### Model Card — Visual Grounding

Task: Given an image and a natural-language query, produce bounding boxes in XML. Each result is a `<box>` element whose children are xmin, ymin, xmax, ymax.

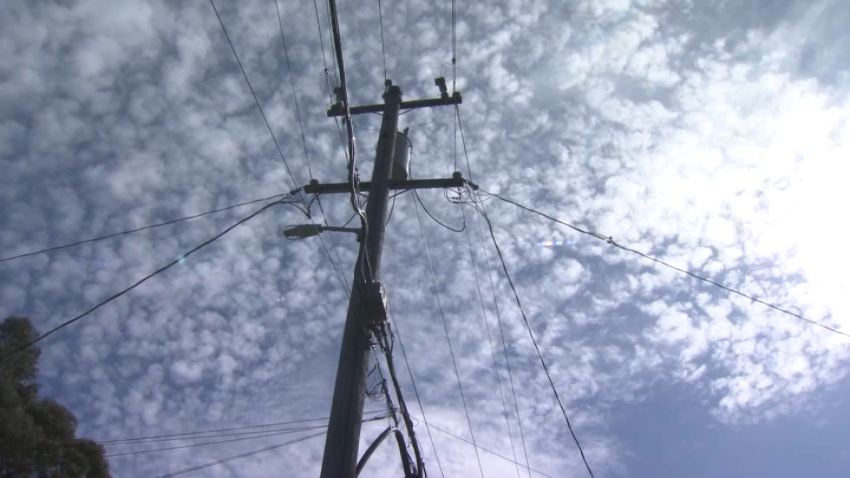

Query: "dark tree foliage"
<box><xmin>0</xmin><ymin>317</ymin><xmax>111</xmax><ymax>478</ymax></box>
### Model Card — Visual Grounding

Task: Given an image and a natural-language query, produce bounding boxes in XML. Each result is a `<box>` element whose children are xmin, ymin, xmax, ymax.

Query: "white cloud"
<box><xmin>2</xmin><ymin>0</ymin><xmax>850</xmax><ymax>476</ymax></box>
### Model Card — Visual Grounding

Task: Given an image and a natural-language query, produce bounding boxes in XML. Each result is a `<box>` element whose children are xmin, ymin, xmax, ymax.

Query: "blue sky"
<box><xmin>1</xmin><ymin>0</ymin><xmax>849</xmax><ymax>476</ymax></box>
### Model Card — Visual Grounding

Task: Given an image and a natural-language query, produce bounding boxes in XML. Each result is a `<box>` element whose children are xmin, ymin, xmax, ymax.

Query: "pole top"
<box><xmin>384</xmin><ymin>84</ymin><xmax>402</xmax><ymax>99</ymax></box>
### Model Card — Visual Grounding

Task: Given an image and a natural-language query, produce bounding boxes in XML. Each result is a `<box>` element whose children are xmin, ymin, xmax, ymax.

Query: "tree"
<box><xmin>0</xmin><ymin>316</ymin><xmax>111</xmax><ymax>478</ymax></box>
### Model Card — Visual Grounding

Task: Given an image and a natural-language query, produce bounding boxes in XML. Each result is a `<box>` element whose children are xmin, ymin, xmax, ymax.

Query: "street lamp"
<box><xmin>283</xmin><ymin>224</ymin><xmax>361</xmax><ymax>240</ymax></box>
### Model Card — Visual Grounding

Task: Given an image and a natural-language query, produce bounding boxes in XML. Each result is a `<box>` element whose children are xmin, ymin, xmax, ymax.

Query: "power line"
<box><xmin>0</xmin><ymin>197</ymin><xmax>296</xmax><ymax>362</ymax></box>
<box><xmin>313</xmin><ymin>222</ymin><xmax>351</xmax><ymax>298</ymax></box>
<box><xmin>479</xmin><ymin>188</ymin><xmax>850</xmax><ymax>340</ymax></box>
<box><xmin>4</xmin><ymin>413</ymin><xmax>389</xmax><ymax>455</ymax></box>
<box><xmin>323</xmin><ymin>0</ymin><xmax>340</xmax><ymax>83</ymax></box>
<box><xmin>107</xmin><ymin>414</ymin><xmax>389</xmax><ymax>459</ymax></box>
<box><xmin>341</xmin><ymin>211</ymin><xmax>358</xmax><ymax>228</ymax></box>
<box><xmin>274</xmin><ymin>0</ymin><xmax>314</xmax><ymax>180</ymax></box>
<box><xmin>450</xmin><ymin>0</ymin><xmax>457</xmax><ymax>92</ymax></box>
<box><xmin>326</xmin><ymin>0</ymin><xmax>362</xmax><ymax>221</ymax></box>
<box><xmin>457</xmin><ymin>105</ymin><xmax>532</xmax><ymax>475</ymax></box>
<box><xmin>452</xmin><ymin>4</ymin><xmax>458</xmax><ymax>173</ymax></box>
<box><xmin>471</xmin><ymin>193</ymin><xmax>596</xmax><ymax>478</ymax></box>
<box><xmin>453</xmin><ymin>107</ymin><xmax>592</xmax><ymax>471</ymax></box>
<box><xmin>452</xmin><ymin>115</ymin><xmax>520</xmax><ymax>477</ymax></box>
<box><xmin>311</xmin><ymin>0</ymin><xmax>332</xmax><ymax>89</ymax></box>
<box><xmin>414</xmin><ymin>417</ymin><xmax>554</xmax><ymax>478</ymax></box>
<box><xmin>154</xmin><ymin>431</ymin><xmax>327</xmax><ymax>478</ymax></box>
<box><xmin>208</xmin><ymin>0</ymin><xmax>300</xmax><ymax>190</ymax></box>
<box><xmin>373</xmin><ymin>324</ymin><xmax>424</xmax><ymax>475</ymax></box>
<box><xmin>386</xmin><ymin>194</ymin><xmax>397</xmax><ymax>226</ymax></box>
<box><xmin>474</xmin><ymin>206</ymin><xmax>533</xmax><ymax>477</ymax></box>
<box><xmin>310</xmin><ymin>0</ymin><xmax>353</xmax><ymax>185</ymax></box>
<box><xmin>98</xmin><ymin>411</ymin><xmax>388</xmax><ymax>445</ymax></box>
<box><xmin>458</xmin><ymin>203</ymin><xmax>522</xmax><ymax>478</ymax></box>
<box><xmin>354</xmin><ymin>111</ymin><xmax>442</xmax><ymax>131</ymax></box>
<box><xmin>0</xmin><ymin>192</ymin><xmax>296</xmax><ymax>264</ymax></box>
<box><xmin>387</xmin><ymin>305</ymin><xmax>445</xmax><ymax>478</ymax></box>
<box><xmin>315</xmin><ymin>196</ymin><xmax>352</xmax><ymax>297</ymax></box>
<box><xmin>414</xmin><ymin>189</ymin><xmax>465</xmax><ymax>233</ymax></box>
<box><xmin>281</xmin><ymin>199</ymin><xmax>352</xmax><ymax>301</ymax></box>
<box><xmin>453</xmin><ymin>82</ymin><xmax>458</xmax><ymax>171</ymax></box>
<box><xmin>377</xmin><ymin>0</ymin><xmax>388</xmax><ymax>80</ymax></box>
<box><xmin>105</xmin><ymin>425</ymin><xmax>327</xmax><ymax>458</ymax></box>
<box><xmin>105</xmin><ymin>426</ymin><xmax>323</xmax><ymax>447</ymax></box>
<box><xmin>404</xmin><ymin>105</ymin><xmax>445</xmax><ymax>129</ymax></box>
<box><xmin>410</xmin><ymin>193</ymin><xmax>485</xmax><ymax>477</ymax></box>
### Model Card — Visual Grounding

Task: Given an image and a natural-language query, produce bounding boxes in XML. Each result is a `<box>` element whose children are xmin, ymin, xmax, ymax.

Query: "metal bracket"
<box><xmin>328</xmin><ymin>91</ymin><xmax>462</xmax><ymax>117</ymax></box>
<box><xmin>305</xmin><ymin>175</ymin><xmax>466</xmax><ymax>195</ymax></box>
<box><xmin>363</xmin><ymin>282</ymin><xmax>388</xmax><ymax>327</ymax></box>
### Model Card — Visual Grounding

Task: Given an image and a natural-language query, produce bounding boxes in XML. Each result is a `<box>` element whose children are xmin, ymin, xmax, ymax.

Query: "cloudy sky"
<box><xmin>2</xmin><ymin>0</ymin><xmax>849</xmax><ymax>476</ymax></box>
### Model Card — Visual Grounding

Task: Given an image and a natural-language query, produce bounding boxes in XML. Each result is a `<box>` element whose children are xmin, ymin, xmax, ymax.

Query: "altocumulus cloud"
<box><xmin>1</xmin><ymin>0</ymin><xmax>849</xmax><ymax>476</ymax></box>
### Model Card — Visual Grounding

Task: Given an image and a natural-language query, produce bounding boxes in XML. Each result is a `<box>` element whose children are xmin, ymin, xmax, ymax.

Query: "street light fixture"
<box><xmin>283</xmin><ymin>224</ymin><xmax>361</xmax><ymax>240</ymax></box>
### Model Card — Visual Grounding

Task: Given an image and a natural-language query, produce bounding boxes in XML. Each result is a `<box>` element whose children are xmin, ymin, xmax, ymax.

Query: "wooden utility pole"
<box><xmin>319</xmin><ymin>84</ymin><xmax>402</xmax><ymax>478</ymax></box>
<box><xmin>314</xmin><ymin>80</ymin><xmax>462</xmax><ymax>478</ymax></box>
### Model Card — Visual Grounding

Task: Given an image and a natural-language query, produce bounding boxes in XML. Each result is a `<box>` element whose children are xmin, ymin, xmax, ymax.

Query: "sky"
<box><xmin>1</xmin><ymin>0</ymin><xmax>849</xmax><ymax>476</ymax></box>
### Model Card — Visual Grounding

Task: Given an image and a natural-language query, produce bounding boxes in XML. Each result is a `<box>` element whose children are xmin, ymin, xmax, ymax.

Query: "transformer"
<box><xmin>391</xmin><ymin>129</ymin><xmax>412</xmax><ymax>181</ymax></box>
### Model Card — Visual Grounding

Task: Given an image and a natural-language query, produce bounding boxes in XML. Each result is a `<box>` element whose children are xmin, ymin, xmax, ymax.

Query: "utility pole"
<box><xmin>309</xmin><ymin>79</ymin><xmax>464</xmax><ymax>478</ymax></box>
<box><xmin>319</xmin><ymin>84</ymin><xmax>402</xmax><ymax>478</ymax></box>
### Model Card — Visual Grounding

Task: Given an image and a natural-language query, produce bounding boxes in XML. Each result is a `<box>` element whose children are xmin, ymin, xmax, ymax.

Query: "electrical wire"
<box><xmin>0</xmin><ymin>192</ymin><xmax>296</xmax><ymax>264</ymax></box>
<box><xmin>377</xmin><ymin>0</ymin><xmax>388</xmax><ymax>80</ymax></box>
<box><xmin>478</xmin><ymin>188</ymin><xmax>850</xmax><ymax>340</ymax></box>
<box><xmin>353</xmin><ymin>111</ymin><xmax>442</xmax><ymax>131</ymax></box>
<box><xmin>474</xmin><ymin>206</ymin><xmax>532</xmax><ymax>477</ymax></box>
<box><xmin>326</xmin><ymin>0</ymin><xmax>362</xmax><ymax>222</ymax></box>
<box><xmin>410</xmin><ymin>194</ymin><xmax>485</xmax><ymax>477</ymax></box>
<box><xmin>310</xmin><ymin>0</ymin><xmax>353</xmax><ymax>176</ymax></box>
<box><xmin>0</xmin><ymin>197</ymin><xmax>297</xmax><ymax>362</ymax></box>
<box><xmin>366</xmin><ymin>354</ymin><xmax>387</xmax><ymax>404</ymax></box>
<box><xmin>387</xmin><ymin>307</ymin><xmax>445</xmax><ymax>478</ymax></box>
<box><xmin>311</xmin><ymin>0</ymin><xmax>332</xmax><ymax>91</ymax></box>
<box><xmin>410</xmin><ymin>107</ymin><xmax>445</xmax><ymax>129</ymax></box>
<box><xmin>154</xmin><ymin>431</ymin><xmax>327</xmax><ymax>478</ymax></box>
<box><xmin>358</xmin><ymin>189</ymin><xmax>410</xmax><ymax>201</ymax></box>
<box><xmin>315</xmin><ymin>224</ymin><xmax>351</xmax><ymax>298</ymax></box>
<box><xmin>450</xmin><ymin>0</ymin><xmax>457</xmax><ymax>92</ymax></box>
<box><xmin>291</xmin><ymin>4</ymin><xmax>348</xmax><ymax>273</ymax></box>
<box><xmin>107</xmin><ymin>415</ymin><xmax>388</xmax><ymax>460</ymax></box>
<box><xmin>370</xmin><ymin>335</ymin><xmax>421</xmax><ymax>476</ymax></box>
<box><xmin>352</xmin><ymin>118</ymin><xmax>382</xmax><ymax>131</ymax></box>
<box><xmin>105</xmin><ymin>425</ymin><xmax>327</xmax><ymax>458</ymax></box>
<box><xmin>315</xmin><ymin>196</ymin><xmax>352</xmax><ymax>297</ymax></box>
<box><xmin>453</xmin><ymin>94</ymin><xmax>458</xmax><ymax>172</ymax></box>
<box><xmin>414</xmin><ymin>190</ymin><xmax>465</xmax><ymax>233</ymax></box>
<box><xmin>208</xmin><ymin>0</ymin><xmax>299</xmax><ymax>190</ymax></box>
<box><xmin>341</xmin><ymin>211</ymin><xmax>358</xmax><ymax>228</ymax></box>
<box><xmin>386</xmin><ymin>194</ymin><xmax>397</xmax><ymax>226</ymax></box>
<box><xmin>324</xmin><ymin>0</ymin><xmax>340</xmax><ymax>83</ymax></box>
<box><xmin>274</xmin><ymin>0</ymin><xmax>313</xmax><ymax>179</ymax></box>
<box><xmin>399</xmin><ymin>104</ymin><xmax>445</xmax><ymax>129</ymax></box>
<box><xmin>458</xmin><ymin>203</ymin><xmax>522</xmax><ymax>478</ymax></box>
<box><xmin>375</xmin><ymin>322</ymin><xmax>425</xmax><ymax>476</ymax></box>
<box><xmin>413</xmin><ymin>417</ymin><xmax>554</xmax><ymax>478</ymax></box>
<box><xmin>471</xmin><ymin>192</ymin><xmax>596</xmax><ymax>478</ymax></box>
<box><xmin>106</xmin><ymin>426</ymin><xmax>322</xmax><ymax>447</ymax></box>
<box><xmin>457</xmin><ymin>105</ymin><xmax>532</xmax><ymax>475</ymax></box>
<box><xmin>0</xmin><ymin>412</ymin><xmax>391</xmax><ymax>455</ymax></box>
<box><xmin>97</xmin><ymin>411</ymin><xmax>388</xmax><ymax>445</ymax></box>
